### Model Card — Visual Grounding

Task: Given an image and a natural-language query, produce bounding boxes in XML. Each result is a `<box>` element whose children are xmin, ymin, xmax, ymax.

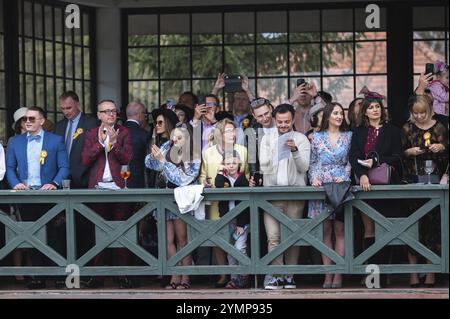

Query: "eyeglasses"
<box><xmin>99</xmin><ymin>109</ymin><xmax>118</xmax><ymax>115</ymax></box>
<box><xmin>23</xmin><ymin>116</ymin><xmax>40</xmax><ymax>123</ymax></box>
<box><xmin>155</xmin><ymin>120</ymin><xmax>164</xmax><ymax>126</ymax></box>
<box><xmin>251</xmin><ymin>98</ymin><xmax>272</xmax><ymax>109</ymax></box>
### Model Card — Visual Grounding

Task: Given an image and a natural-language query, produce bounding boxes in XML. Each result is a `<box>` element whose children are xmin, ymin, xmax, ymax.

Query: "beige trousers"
<box><xmin>263</xmin><ymin>200</ymin><xmax>305</xmax><ymax>266</ymax></box>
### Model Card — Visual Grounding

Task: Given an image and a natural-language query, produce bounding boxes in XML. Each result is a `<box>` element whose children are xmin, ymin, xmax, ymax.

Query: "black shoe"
<box><xmin>83</xmin><ymin>277</ymin><xmax>104</xmax><ymax>289</ymax></box>
<box><xmin>27</xmin><ymin>280</ymin><xmax>46</xmax><ymax>290</ymax></box>
<box><xmin>117</xmin><ymin>277</ymin><xmax>133</xmax><ymax>289</ymax></box>
<box><xmin>423</xmin><ymin>282</ymin><xmax>435</xmax><ymax>288</ymax></box>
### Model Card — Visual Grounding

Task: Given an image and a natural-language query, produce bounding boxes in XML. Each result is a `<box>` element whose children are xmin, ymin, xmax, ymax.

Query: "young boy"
<box><xmin>215</xmin><ymin>151</ymin><xmax>250</xmax><ymax>289</ymax></box>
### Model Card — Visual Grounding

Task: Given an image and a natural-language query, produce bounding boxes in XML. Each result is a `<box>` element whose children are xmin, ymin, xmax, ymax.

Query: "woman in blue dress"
<box><xmin>308</xmin><ymin>102</ymin><xmax>352</xmax><ymax>289</ymax></box>
<box><xmin>145</xmin><ymin>124</ymin><xmax>200</xmax><ymax>289</ymax></box>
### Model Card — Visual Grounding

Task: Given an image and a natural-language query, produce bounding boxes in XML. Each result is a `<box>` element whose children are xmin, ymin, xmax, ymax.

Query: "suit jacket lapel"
<box><xmin>41</xmin><ymin>132</ymin><xmax>49</xmax><ymax>179</ymax></box>
<box><xmin>18</xmin><ymin>134</ymin><xmax>28</xmax><ymax>177</ymax></box>
<box><xmin>71</xmin><ymin>113</ymin><xmax>85</xmax><ymax>152</ymax></box>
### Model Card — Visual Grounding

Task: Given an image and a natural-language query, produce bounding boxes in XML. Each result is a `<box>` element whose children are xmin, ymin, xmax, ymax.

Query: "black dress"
<box><xmin>349</xmin><ymin>123</ymin><xmax>404</xmax><ymax>218</ymax></box>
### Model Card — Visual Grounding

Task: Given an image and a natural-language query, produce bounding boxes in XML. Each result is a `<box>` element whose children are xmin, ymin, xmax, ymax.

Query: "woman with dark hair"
<box><xmin>305</xmin><ymin>102</ymin><xmax>326</xmax><ymax>141</ymax></box>
<box><xmin>145</xmin><ymin>124</ymin><xmax>200</xmax><ymax>289</ymax></box>
<box><xmin>401</xmin><ymin>95</ymin><xmax>448</xmax><ymax>287</ymax></box>
<box><xmin>308</xmin><ymin>102</ymin><xmax>352</xmax><ymax>289</ymax></box>
<box><xmin>349</xmin><ymin>96</ymin><xmax>403</xmax><ymax>285</ymax></box>
<box><xmin>347</xmin><ymin>98</ymin><xmax>363</xmax><ymax>130</ymax></box>
<box><xmin>147</xmin><ymin>108</ymin><xmax>179</xmax><ymax>188</ymax></box>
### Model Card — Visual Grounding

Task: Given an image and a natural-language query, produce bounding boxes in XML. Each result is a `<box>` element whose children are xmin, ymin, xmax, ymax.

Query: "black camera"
<box><xmin>297</xmin><ymin>78</ymin><xmax>306</xmax><ymax>87</ymax></box>
<box><xmin>224</xmin><ymin>75</ymin><xmax>243</xmax><ymax>93</ymax></box>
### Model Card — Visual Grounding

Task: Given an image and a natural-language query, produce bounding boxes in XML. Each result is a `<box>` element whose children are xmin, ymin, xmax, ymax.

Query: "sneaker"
<box><xmin>264</xmin><ymin>276</ymin><xmax>284</xmax><ymax>290</ymax></box>
<box><xmin>283</xmin><ymin>275</ymin><xmax>297</xmax><ymax>289</ymax></box>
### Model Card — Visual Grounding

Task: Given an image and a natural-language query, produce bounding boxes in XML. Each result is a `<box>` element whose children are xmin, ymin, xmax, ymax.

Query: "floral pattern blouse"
<box><xmin>145</xmin><ymin>140</ymin><xmax>200</xmax><ymax>187</ymax></box>
<box><xmin>308</xmin><ymin>131</ymin><xmax>353</xmax><ymax>218</ymax></box>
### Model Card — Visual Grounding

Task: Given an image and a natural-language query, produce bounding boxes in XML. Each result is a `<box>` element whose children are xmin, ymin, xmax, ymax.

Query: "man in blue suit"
<box><xmin>6</xmin><ymin>106</ymin><xmax>69</xmax><ymax>289</ymax></box>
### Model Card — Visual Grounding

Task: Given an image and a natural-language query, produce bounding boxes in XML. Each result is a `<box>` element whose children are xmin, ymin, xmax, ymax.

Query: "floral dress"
<box><xmin>145</xmin><ymin>140</ymin><xmax>201</xmax><ymax>220</ymax></box>
<box><xmin>308</xmin><ymin>131</ymin><xmax>353</xmax><ymax>219</ymax></box>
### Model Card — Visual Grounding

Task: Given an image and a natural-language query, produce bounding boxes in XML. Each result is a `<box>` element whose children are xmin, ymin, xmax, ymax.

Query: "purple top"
<box><xmin>364</xmin><ymin>126</ymin><xmax>381</xmax><ymax>157</ymax></box>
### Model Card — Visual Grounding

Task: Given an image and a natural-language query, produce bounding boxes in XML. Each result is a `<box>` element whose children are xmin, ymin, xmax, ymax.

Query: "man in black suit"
<box><xmin>123</xmin><ymin>101</ymin><xmax>149</xmax><ymax>188</ymax></box>
<box><xmin>54</xmin><ymin>91</ymin><xmax>98</xmax><ymax>280</ymax></box>
<box><xmin>55</xmin><ymin>91</ymin><xmax>98</xmax><ymax>188</ymax></box>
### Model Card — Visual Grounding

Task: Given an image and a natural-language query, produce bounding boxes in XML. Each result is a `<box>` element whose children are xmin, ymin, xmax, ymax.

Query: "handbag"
<box><xmin>355</xmin><ymin>151</ymin><xmax>392</xmax><ymax>185</ymax></box>
<box><xmin>356</xmin><ymin>162</ymin><xmax>392</xmax><ymax>185</ymax></box>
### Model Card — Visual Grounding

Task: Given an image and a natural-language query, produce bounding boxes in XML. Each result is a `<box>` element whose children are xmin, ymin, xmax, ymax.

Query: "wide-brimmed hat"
<box><xmin>174</xmin><ymin>104</ymin><xmax>194</xmax><ymax>122</ymax></box>
<box><xmin>12</xmin><ymin>107</ymin><xmax>28</xmax><ymax>130</ymax></box>
<box><xmin>151</xmin><ymin>108</ymin><xmax>180</xmax><ymax>128</ymax></box>
<box><xmin>309</xmin><ymin>102</ymin><xmax>326</xmax><ymax>118</ymax></box>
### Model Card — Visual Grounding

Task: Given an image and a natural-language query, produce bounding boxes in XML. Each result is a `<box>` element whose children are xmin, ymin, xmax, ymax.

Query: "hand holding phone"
<box><xmin>297</xmin><ymin>78</ymin><xmax>306</xmax><ymax>87</ymax></box>
<box><xmin>425</xmin><ymin>63</ymin><xmax>434</xmax><ymax>75</ymax></box>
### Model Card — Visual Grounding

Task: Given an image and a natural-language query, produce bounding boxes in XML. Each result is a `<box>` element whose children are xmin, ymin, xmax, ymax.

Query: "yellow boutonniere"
<box><xmin>423</xmin><ymin>132</ymin><xmax>432</xmax><ymax>147</ymax></box>
<box><xmin>39</xmin><ymin>150</ymin><xmax>48</xmax><ymax>165</ymax></box>
<box><xmin>72</xmin><ymin>128</ymin><xmax>84</xmax><ymax>140</ymax></box>
<box><xmin>243</xmin><ymin>118</ymin><xmax>250</xmax><ymax>129</ymax></box>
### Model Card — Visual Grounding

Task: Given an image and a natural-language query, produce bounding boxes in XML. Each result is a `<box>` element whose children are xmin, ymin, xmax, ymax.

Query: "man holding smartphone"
<box><xmin>287</xmin><ymin>79</ymin><xmax>319</xmax><ymax>134</ymax></box>
<box><xmin>191</xmin><ymin>94</ymin><xmax>221</xmax><ymax>153</ymax></box>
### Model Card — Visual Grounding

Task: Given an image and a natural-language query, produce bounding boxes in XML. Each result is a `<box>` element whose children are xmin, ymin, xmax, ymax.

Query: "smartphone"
<box><xmin>425</xmin><ymin>63</ymin><xmax>434</xmax><ymax>75</ymax></box>
<box><xmin>357</xmin><ymin>159</ymin><xmax>371</xmax><ymax>167</ymax></box>
<box><xmin>297</xmin><ymin>78</ymin><xmax>306</xmax><ymax>87</ymax></box>
<box><xmin>224</xmin><ymin>75</ymin><xmax>243</xmax><ymax>93</ymax></box>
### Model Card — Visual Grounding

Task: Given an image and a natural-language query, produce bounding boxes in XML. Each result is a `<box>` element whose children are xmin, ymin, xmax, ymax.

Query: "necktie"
<box><xmin>66</xmin><ymin>119</ymin><xmax>73</xmax><ymax>153</ymax></box>
<box><xmin>27</xmin><ymin>135</ymin><xmax>41</xmax><ymax>142</ymax></box>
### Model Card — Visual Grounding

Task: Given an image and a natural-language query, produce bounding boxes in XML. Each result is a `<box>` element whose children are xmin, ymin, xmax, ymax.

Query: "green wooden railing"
<box><xmin>0</xmin><ymin>185</ymin><xmax>448</xmax><ymax>277</ymax></box>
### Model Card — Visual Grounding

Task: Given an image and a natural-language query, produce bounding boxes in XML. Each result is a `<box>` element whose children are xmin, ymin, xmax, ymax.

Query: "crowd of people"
<box><xmin>0</xmin><ymin>61</ymin><xmax>448</xmax><ymax>290</ymax></box>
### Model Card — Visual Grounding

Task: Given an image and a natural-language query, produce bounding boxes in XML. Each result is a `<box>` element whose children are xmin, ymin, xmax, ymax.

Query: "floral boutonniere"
<box><xmin>39</xmin><ymin>150</ymin><xmax>48</xmax><ymax>165</ymax></box>
<box><xmin>73</xmin><ymin>128</ymin><xmax>84</xmax><ymax>140</ymax></box>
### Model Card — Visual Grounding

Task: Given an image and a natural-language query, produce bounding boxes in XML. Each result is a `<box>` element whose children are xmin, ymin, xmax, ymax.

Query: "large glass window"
<box><xmin>413</xmin><ymin>6</ymin><xmax>449</xmax><ymax>88</ymax></box>
<box><xmin>126</xmin><ymin>7</ymin><xmax>387</xmax><ymax>111</ymax></box>
<box><xmin>18</xmin><ymin>0</ymin><xmax>95</xmax><ymax>123</ymax></box>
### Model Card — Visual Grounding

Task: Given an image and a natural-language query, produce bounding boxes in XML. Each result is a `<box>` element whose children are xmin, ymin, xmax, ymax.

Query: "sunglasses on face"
<box><xmin>99</xmin><ymin>109</ymin><xmax>118</xmax><ymax>115</ymax></box>
<box><xmin>22</xmin><ymin>116</ymin><xmax>40</xmax><ymax>123</ymax></box>
<box><xmin>251</xmin><ymin>98</ymin><xmax>272</xmax><ymax>109</ymax></box>
<box><xmin>155</xmin><ymin>120</ymin><xmax>164</xmax><ymax>126</ymax></box>
<box><xmin>205</xmin><ymin>102</ymin><xmax>218</xmax><ymax>107</ymax></box>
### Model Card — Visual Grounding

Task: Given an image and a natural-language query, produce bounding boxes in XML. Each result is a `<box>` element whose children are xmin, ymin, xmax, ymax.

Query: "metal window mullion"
<box><xmin>31</xmin><ymin>0</ymin><xmax>37</xmax><ymax>105</ymax></box>
<box><xmin>287</xmin><ymin>9</ymin><xmax>291</xmax><ymax>100</ymax></box>
<box><xmin>21</xmin><ymin>0</ymin><xmax>26</xmax><ymax>105</ymax></box>
<box><xmin>71</xmin><ymin>21</ymin><xmax>75</xmax><ymax>91</ymax></box>
<box><xmin>254</xmin><ymin>11</ymin><xmax>257</xmax><ymax>97</ymax></box>
<box><xmin>221</xmin><ymin>11</ymin><xmax>225</xmax><ymax>106</ymax></box>
<box><xmin>51</xmin><ymin>5</ymin><xmax>57</xmax><ymax>123</ymax></box>
<box><xmin>42</xmin><ymin>4</ymin><xmax>47</xmax><ymax>113</ymax></box>
<box><xmin>61</xmin><ymin>7</ymin><xmax>66</xmax><ymax>92</ymax></box>
<box><xmin>80</xmin><ymin>12</ymin><xmax>85</xmax><ymax>113</ymax></box>
<box><xmin>157</xmin><ymin>14</ymin><xmax>161</xmax><ymax>108</ymax></box>
<box><xmin>352</xmin><ymin>7</ymin><xmax>357</xmax><ymax>100</ymax></box>
<box><xmin>319</xmin><ymin>9</ymin><xmax>323</xmax><ymax>90</ymax></box>
<box><xmin>189</xmin><ymin>13</ymin><xmax>193</xmax><ymax>93</ymax></box>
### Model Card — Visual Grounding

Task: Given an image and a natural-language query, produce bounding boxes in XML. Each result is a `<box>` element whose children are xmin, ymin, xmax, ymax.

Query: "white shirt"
<box><xmin>98</xmin><ymin>135</ymin><xmax>118</xmax><ymax>187</ymax></box>
<box><xmin>228</xmin><ymin>175</ymin><xmax>237</xmax><ymax>210</ymax></box>
<box><xmin>0</xmin><ymin>143</ymin><xmax>5</xmax><ymax>181</ymax></box>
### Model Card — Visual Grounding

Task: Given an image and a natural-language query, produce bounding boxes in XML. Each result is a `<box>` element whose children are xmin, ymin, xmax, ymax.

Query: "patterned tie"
<box><xmin>66</xmin><ymin>119</ymin><xmax>73</xmax><ymax>153</ymax></box>
<box><xmin>27</xmin><ymin>135</ymin><xmax>41</xmax><ymax>142</ymax></box>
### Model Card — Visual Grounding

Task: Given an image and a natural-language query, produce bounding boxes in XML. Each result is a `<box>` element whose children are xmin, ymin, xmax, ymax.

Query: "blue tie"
<box><xmin>66</xmin><ymin>120</ymin><xmax>73</xmax><ymax>153</ymax></box>
<box><xmin>28</xmin><ymin>135</ymin><xmax>41</xmax><ymax>142</ymax></box>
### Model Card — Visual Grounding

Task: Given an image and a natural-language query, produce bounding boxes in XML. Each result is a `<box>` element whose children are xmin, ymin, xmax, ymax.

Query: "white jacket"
<box><xmin>259</xmin><ymin>130</ymin><xmax>310</xmax><ymax>187</ymax></box>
